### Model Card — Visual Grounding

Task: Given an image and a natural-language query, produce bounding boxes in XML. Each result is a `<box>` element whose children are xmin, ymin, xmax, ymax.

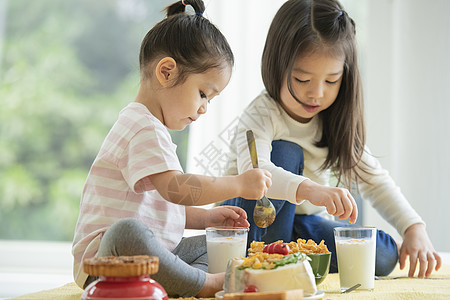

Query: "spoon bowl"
<box><xmin>246</xmin><ymin>130</ymin><xmax>276</xmax><ymax>228</ymax></box>
<box><xmin>253</xmin><ymin>196</ymin><xmax>276</xmax><ymax>227</ymax></box>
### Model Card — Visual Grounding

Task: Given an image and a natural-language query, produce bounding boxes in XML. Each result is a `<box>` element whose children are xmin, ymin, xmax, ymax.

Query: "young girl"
<box><xmin>72</xmin><ymin>0</ymin><xmax>271</xmax><ymax>297</ymax></box>
<box><xmin>223</xmin><ymin>0</ymin><xmax>441</xmax><ymax>278</ymax></box>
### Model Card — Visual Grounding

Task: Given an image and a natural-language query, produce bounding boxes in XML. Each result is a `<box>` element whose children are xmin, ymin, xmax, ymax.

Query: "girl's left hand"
<box><xmin>205</xmin><ymin>206</ymin><xmax>250</xmax><ymax>228</ymax></box>
<box><xmin>399</xmin><ymin>223</ymin><xmax>442</xmax><ymax>277</ymax></box>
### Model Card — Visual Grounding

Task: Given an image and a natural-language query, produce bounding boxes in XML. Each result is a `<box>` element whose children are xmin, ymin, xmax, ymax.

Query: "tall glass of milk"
<box><xmin>206</xmin><ymin>226</ymin><xmax>248</xmax><ymax>273</ymax></box>
<box><xmin>334</xmin><ymin>227</ymin><xmax>377</xmax><ymax>292</ymax></box>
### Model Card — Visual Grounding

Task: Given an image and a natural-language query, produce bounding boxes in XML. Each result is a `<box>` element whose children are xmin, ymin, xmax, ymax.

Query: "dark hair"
<box><xmin>139</xmin><ymin>0</ymin><xmax>234</xmax><ymax>85</ymax></box>
<box><xmin>261</xmin><ymin>0</ymin><xmax>369</xmax><ymax>188</ymax></box>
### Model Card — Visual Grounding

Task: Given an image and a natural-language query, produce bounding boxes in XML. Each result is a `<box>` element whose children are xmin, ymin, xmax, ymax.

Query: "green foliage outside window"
<box><xmin>0</xmin><ymin>0</ymin><xmax>188</xmax><ymax>241</ymax></box>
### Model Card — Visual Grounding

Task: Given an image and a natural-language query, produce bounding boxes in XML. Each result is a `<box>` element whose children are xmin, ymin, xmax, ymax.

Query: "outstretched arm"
<box><xmin>399</xmin><ymin>223</ymin><xmax>442</xmax><ymax>277</ymax></box>
<box><xmin>148</xmin><ymin>169</ymin><xmax>272</xmax><ymax>206</ymax></box>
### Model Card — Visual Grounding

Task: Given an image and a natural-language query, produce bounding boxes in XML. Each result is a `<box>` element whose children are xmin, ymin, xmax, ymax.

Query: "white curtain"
<box><xmin>186</xmin><ymin>0</ymin><xmax>286</xmax><ymax>177</ymax></box>
<box><xmin>363</xmin><ymin>0</ymin><xmax>450</xmax><ymax>251</ymax></box>
<box><xmin>187</xmin><ymin>0</ymin><xmax>450</xmax><ymax>252</ymax></box>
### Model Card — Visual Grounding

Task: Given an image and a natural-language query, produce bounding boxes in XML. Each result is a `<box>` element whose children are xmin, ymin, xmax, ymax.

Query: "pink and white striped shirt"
<box><xmin>72</xmin><ymin>102</ymin><xmax>185</xmax><ymax>288</ymax></box>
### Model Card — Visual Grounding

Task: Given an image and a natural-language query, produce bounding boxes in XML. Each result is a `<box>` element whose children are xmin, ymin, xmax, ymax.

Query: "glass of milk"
<box><xmin>206</xmin><ymin>226</ymin><xmax>248</xmax><ymax>273</ymax></box>
<box><xmin>334</xmin><ymin>227</ymin><xmax>377</xmax><ymax>292</ymax></box>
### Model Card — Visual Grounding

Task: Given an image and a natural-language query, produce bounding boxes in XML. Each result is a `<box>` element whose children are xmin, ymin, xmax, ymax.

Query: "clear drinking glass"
<box><xmin>206</xmin><ymin>226</ymin><xmax>248</xmax><ymax>273</ymax></box>
<box><xmin>334</xmin><ymin>226</ymin><xmax>377</xmax><ymax>292</ymax></box>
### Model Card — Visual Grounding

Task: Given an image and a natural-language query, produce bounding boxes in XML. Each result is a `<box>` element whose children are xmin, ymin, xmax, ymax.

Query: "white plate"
<box><xmin>215</xmin><ymin>290</ymin><xmax>324</xmax><ymax>299</ymax></box>
<box><xmin>305</xmin><ymin>290</ymin><xmax>325</xmax><ymax>299</ymax></box>
<box><xmin>215</xmin><ymin>290</ymin><xmax>225</xmax><ymax>299</ymax></box>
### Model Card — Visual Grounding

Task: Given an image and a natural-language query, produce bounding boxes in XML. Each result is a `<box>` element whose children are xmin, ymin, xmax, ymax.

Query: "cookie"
<box><xmin>83</xmin><ymin>255</ymin><xmax>159</xmax><ymax>277</ymax></box>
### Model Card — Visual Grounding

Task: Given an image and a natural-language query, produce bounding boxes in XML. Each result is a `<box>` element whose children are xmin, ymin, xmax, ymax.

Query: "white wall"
<box><xmin>364</xmin><ymin>0</ymin><xmax>450</xmax><ymax>250</ymax></box>
<box><xmin>187</xmin><ymin>0</ymin><xmax>286</xmax><ymax>177</ymax></box>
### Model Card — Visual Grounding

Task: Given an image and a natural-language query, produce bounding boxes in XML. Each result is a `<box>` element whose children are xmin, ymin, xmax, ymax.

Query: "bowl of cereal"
<box><xmin>294</xmin><ymin>239</ymin><xmax>331</xmax><ymax>285</ymax></box>
<box><xmin>307</xmin><ymin>252</ymin><xmax>331</xmax><ymax>285</ymax></box>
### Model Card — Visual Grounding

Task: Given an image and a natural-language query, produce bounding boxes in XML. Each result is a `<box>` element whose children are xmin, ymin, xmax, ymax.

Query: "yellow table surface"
<box><xmin>10</xmin><ymin>263</ymin><xmax>450</xmax><ymax>300</ymax></box>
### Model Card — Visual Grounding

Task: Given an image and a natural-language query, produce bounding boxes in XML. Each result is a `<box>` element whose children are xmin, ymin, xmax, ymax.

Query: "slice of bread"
<box><xmin>224</xmin><ymin>256</ymin><xmax>317</xmax><ymax>296</ymax></box>
<box><xmin>223</xmin><ymin>289</ymin><xmax>304</xmax><ymax>300</ymax></box>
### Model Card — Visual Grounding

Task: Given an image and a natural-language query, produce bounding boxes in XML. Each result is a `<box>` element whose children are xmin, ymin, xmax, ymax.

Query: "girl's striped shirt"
<box><xmin>72</xmin><ymin>102</ymin><xmax>185</xmax><ymax>288</ymax></box>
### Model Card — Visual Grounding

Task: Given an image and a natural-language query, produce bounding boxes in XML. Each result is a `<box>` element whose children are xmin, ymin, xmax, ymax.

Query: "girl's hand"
<box><xmin>236</xmin><ymin>169</ymin><xmax>272</xmax><ymax>200</ymax></box>
<box><xmin>297</xmin><ymin>179</ymin><xmax>358</xmax><ymax>224</ymax></box>
<box><xmin>204</xmin><ymin>206</ymin><xmax>250</xmax><ymax>228</ymax></box>
<box><xmin>399</xmin><ymin>223</ymin><xmax>442</xmax><ymax>277</ymax></box>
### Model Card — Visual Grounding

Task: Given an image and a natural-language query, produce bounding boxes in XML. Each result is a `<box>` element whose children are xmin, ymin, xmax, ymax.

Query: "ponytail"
<box><xmin>166</xmin><ymin>0</ymin><xmax>205</xmax><ymax>17</ymax></box>
<box><xmin>139</xmin><ymin>0</ymin><xmax>233</xmax><ymax>85</ymax></box>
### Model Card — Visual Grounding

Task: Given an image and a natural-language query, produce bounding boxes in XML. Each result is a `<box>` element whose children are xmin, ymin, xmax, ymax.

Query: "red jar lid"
<box><xmin>82</xmin><ymin>255</ymin><xmax>168</xmax><ymax>300</ymax></box>
<box><xmin>82</xmin><ymin>275</ymin><xmax>168</xmax><ymax>300</ymax></box>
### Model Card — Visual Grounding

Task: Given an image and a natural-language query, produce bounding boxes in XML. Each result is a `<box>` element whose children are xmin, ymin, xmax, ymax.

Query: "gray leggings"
<box><xmin>84</xmin><ymin>218</ymin><xmax>207</xmax><ymax>297</ymax></box>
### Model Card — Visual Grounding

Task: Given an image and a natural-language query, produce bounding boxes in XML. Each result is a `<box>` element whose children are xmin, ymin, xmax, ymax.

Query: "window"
<box><xmin>0</xmin><ymin>0</ymin><xmax>182</xmax><ymax>242</ymax></box>
<box><xmin>0</xmin><ymin>0</ymin><xmax>178</xmax><ymax>296</ymax></box>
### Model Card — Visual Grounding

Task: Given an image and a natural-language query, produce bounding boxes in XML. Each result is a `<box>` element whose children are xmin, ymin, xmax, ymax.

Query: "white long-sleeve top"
<box><xmin>225</xmin><ymin>91</ymin><xmax>424</xmax><ymax>237</ymax></box>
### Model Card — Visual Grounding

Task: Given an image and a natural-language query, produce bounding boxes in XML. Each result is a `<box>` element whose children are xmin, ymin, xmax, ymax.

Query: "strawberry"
<box><xmin>263</xmin><ymin>242</ymin><xmax>290</xmax><ymax>255</ymax></box>
<box><xmin>244</xmin><ymin>285</ymin><xmax>259</xmax><ymax>293</ymax></box>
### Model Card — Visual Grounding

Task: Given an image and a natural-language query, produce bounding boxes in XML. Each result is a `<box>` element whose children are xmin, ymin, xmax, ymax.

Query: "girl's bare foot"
<box><xmin>196</xmin><ymin>272</ymin><xmax>225</xmax><ymax>298</ymax></box>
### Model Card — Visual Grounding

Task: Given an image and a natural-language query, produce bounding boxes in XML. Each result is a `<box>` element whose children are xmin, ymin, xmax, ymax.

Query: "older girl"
<box><xmin>223</xmin><ymin>0</ymin><xmax>440</xmax><ymax>278</ymax></box>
